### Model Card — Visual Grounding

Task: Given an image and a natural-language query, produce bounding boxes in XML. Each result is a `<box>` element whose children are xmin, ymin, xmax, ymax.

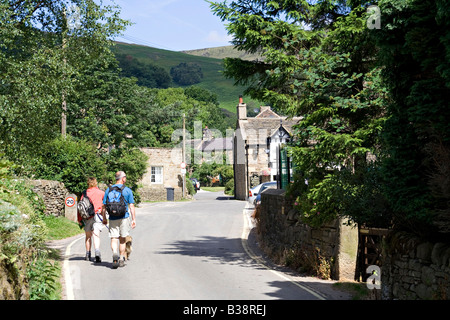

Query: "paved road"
<box><xmin>64</xmin><ymin>190</ymin><xmax>339</xmax><ymax>300</ymax></box>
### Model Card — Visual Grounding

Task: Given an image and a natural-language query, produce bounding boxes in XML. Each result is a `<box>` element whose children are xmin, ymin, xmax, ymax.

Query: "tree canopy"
<box><xmin>170</xmin><ymin>62</ymin><xmax>204</xmax><ymax>85</ymax></box>
<box><xmin>0</xmin><ymin>0</ymin><xmax>130</xmax><ymax>162</ymax></box>
<box><xmin>116</xmin><ymin>53</ymin><xmax>172</xmax><ymax>89</ymax></box>
<box><xmin>211</xmin><ymin>0</ymin><xmax>450</xmax><ymax>237</ymax></box>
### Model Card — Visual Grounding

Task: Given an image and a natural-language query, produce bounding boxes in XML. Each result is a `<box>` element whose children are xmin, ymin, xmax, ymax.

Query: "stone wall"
<box><xmin>139</xmin><ymin>186</ymin><xmax>184</xmax><ymax>202</ymax></box>
<box><xmin>256</xmin><ymin>189</ymin><xmax>358</xmax><ymax>280</ymax></box>
<box><xmin>27</xmin><ymin>180</ymin><xmax>69</xmax><ymax>217</ymax></box>
<box><xmin>382</xmin><ymin>238</ymin><xmax>450</xmax><ymax>299</ymax></box>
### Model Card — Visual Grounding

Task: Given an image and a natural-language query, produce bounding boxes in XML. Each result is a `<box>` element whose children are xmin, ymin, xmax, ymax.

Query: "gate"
<box><xmin>355</xmin><ymin>227</ymin><xmax>390</xmax><ymax>282</ymax></box>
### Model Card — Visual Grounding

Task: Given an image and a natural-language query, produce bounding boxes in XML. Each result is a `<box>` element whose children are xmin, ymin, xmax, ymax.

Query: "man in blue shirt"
<box><xmin>101</xmin><ymin>171</ymin><xmax>136</xmax><ymax>268</ymax></box>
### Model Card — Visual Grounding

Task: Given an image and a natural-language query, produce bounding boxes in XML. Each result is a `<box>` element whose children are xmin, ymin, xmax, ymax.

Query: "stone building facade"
<box><xmin>234</xmin><ymin>99</ymin><xmax>302</xmax><ymax>200</ymax></box>
<box><xmin>139</xmin><ymin>148</ymin><xmax>185</xmax><ymax>201</ymax></box>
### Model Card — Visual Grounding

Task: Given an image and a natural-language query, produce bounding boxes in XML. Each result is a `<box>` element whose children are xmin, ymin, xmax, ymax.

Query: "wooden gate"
<box><xmin>355</xmin><ymin>227</ymin><xmax>390</xmax><ymax>282</ymax></box>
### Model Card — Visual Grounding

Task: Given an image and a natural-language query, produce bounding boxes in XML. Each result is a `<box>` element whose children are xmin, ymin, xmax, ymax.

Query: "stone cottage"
<box><xmin>139</xmin><ymin>147</ymin><xmax>185</xmax><ymax>201</ymax></box>
<box><xmin>233</xmin><ymin>98</ymin><xmax>302</xmax><ymax>200</ymax></box>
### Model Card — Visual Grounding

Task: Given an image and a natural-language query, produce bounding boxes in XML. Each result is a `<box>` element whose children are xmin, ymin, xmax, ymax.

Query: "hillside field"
<box><xmin>112</xmin><ymin>42</ymin><xmax>263</xmax><ymax>113</ymax></box>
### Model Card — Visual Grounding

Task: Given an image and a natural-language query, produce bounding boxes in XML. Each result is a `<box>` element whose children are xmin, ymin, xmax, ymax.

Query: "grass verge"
<box><xmin>43</xmin><ymin>215</ymin><xmax>83</xmax><ymax>240</ymax></box>
<box><xmin>201</xmin><ymin>186</ymin><xmax>225</xmax><ymax>192</ymax></box>
<box><xmin>332</xmin><ymin>281</ymin><xmax>371</xmax><ymax>300</ymax></box>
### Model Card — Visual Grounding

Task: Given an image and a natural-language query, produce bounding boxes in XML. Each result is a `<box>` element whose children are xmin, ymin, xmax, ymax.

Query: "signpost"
<box><xmin>65</xmin><ymin>196</ymin><xmax>76</xmax><ymax>207</ymax></box>
<box><xmin>65</xmin><ymin>195</ymin><xmax>78</xmax><ymax>222</ymax></box>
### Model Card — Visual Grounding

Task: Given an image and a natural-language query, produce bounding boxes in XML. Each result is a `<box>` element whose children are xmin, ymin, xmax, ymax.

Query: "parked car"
<box><xmin>189</xmin><ymin>178</ymin><xmax>200</xmax><ymax>191</ymax></box>
<box><xmin>248</xmin><ymin>181</ymin><xmax>277</xmax><ymax>205</ymax></box>
<box><xmin>255</xmin><ymin>182</ymin><xmax>277</xmax><ymax>206</ymax></box>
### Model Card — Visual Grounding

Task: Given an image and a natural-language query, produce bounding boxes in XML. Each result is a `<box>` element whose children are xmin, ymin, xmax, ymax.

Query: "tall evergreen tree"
<box><xmin>210</xmin><ymin>0</ymin><xmax>388</xmax><ymax>227</ymax></box>
<box><xmin>374</xmin><ymin>0</ymin><xmax>450</xmax><ymax>236</ymax></box>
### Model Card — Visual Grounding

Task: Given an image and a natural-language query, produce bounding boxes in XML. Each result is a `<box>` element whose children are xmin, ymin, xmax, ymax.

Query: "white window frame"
<box><xmin>151</xmin><ymin>166</ymin><xmax>163</xmax><ymax>184</ymax></box>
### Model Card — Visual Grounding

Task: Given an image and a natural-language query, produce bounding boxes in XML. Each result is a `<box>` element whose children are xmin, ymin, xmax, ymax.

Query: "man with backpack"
<box><xmin>77</xmin><ymin>177</ymin><xmax>105</xmax><ymax>263</ymax></box>
<box><xmin>101</xmin><ymin>171</ymin><xmax>136</xmax><ymax>269</ymax></box>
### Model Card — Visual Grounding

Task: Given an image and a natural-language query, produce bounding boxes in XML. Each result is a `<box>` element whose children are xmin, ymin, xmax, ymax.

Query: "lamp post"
<box><xmin>278</xmin><ymin>120</ymin><xmax>283</xmax><ymax>189</ymax></box>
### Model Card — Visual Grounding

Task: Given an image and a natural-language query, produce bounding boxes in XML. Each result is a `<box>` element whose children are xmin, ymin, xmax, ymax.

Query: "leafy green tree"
<box><xmin>116</xmin><ymin>53</ymin><xmax>171</xmax><ymax>88</ymax></box>
<box><xmin>67</xmin><ymin>54</ymin><xmax>148</xmax><ymax>150</ymax></box>
<box><xmin>0</xmin><ymin>0</ymin><xmax>130</xmax><ymax>164</ymax></box>
<box><xmin>103</xmin><ymin>147</ymin><xmax>148</xmax><ymax>203</ymax></box>
<box><xmin>185</xmin><ymin>86</ymin><xmax>219</xmax><ymax>106</ymax></box>
<box><xmin>33</xmin><ymin>135</ymin><xmax>107</xmax><ymax>194</ymax></box>
<box><xmin>131</xmin><ymin>87</ymin><xmax>235</xmax><ymax>148</ymax></box>
<box><xmin>170</xmin><ymin>62</ymin><xmax>203</xmax><ymax>85</ymax></box>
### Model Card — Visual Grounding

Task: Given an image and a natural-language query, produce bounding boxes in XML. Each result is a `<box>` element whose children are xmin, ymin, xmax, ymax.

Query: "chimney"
<box><xmin>237</xmin><ymin>95</ymin><xmax>247</xmax><ymax>120</ymax></box>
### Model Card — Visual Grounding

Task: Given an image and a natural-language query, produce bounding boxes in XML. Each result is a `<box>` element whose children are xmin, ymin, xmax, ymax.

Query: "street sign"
<box><xmin>65</xmin><ymin>196</ymin><xmax>76</xmax><ymax>207</ymax></box>
<box><xmin>180</xmin><ymin>162</ymin><xmax>187</xmax><ymax>169</ymax></box>
<box><xmin>181</xmin><ymin>168</ymin><xmax>187</xmax><ymax>175</ymax></box>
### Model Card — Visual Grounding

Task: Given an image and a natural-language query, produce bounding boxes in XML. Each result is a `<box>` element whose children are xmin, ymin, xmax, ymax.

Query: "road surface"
<box><xmin>63</xmin><ymin>190</ymin><xmax>345</xmax><ymax>301</ymax></box>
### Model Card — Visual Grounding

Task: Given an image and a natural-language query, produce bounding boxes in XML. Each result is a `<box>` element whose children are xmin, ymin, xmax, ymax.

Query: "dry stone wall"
<box><xmin>255</xmin><ymin>189</ymin><xmax>450</xmax><ymax>299</ymax></box>
<box><xmin>382</xmin><ymin>238</ymin><xmax>450</xmax><ymax>299</ymax></box>
<box><xmin>27</xmin><ymin>180</ymin><xmax>69</xmax><ymax>217</ymax></box>
<box><xmin>256</xmin><ymin>189</ymin><xmax>358</xmax><ymax>281</ymax></box>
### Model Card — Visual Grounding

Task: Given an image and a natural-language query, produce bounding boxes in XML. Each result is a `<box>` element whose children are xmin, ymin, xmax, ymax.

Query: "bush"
<box><xmin>33</xmin><ymin>136</ymin><xmax>107</xmax><ymax>194</ymax></box>
<box><xmin>213</xmin><ymin>165</ymin><xmax>233</xmax><ymax>186</ymax></box>
<box><xmin>27</xmin><ymin>249</ymin><xmax>61</xmax><ymax>300</ymax></box>
<box><xmin>186</xmin><ymin>178</ymin><xmax>196</xmax><ymax>195</ymax></box>
<box><xmin>225</xmin><ymin>178</ymin><xmax>234</xmax><ymax>196</ymax></box>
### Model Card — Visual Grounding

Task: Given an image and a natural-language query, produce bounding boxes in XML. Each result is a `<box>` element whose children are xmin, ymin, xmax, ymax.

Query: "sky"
<box><xmin>99</xmin><ymin>0</ymin><xmax>233</xmax><ymax>51</ymax></box>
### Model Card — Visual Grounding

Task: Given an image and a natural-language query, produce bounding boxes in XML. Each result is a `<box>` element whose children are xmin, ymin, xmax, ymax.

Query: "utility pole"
<box><xmin>61</xmin><ymin>7</ymin><xmax>67</xmax><ymax>138</ymax></box>
<box><xmin>61</xmin><ymin>5</ymin><xmax>80</xmax><ymax>138</ymax></box>
<box><xmin>183</xmin><ymin>113</ymin><xmax>186</xmax><ymax>198</ymax></box>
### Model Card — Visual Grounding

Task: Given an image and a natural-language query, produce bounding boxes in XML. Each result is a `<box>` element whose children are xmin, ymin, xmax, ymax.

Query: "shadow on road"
<box><xmin>156</xmin><ymin>236</ymin><xmax>257</xmax><ymax>267</ymax></box>
<box><xmin>156</xmin><ymin>235</ymin><xmax>351</xmax><ymax>300</ymax></box>
<box><xmin>215</xmin><ymin>196</ymin><xmax>234</xmax><ymax>200</ymax></box>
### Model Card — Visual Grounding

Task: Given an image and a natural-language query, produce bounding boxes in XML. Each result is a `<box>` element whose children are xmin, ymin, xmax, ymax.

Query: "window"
<box><xmin>151</xmin><ymin>166</ymin><xmax>163</xmax><ymax>184</ymax></box>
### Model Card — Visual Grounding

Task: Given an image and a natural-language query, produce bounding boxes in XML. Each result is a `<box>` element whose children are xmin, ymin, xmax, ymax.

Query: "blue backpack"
<box><xmin>105</xmin><ymin>186</ymin><xmax>127</xmax><ymax>218</ymax></box>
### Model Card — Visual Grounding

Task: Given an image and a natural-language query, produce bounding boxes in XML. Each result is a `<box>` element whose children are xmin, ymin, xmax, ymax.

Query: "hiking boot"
<box><xmin>95</xmin><ymin>254</ymin><xmax>102</xmax><ymax>263</ymax></box>
<box><xmin>119</xmin><ymin>259</ymin><xmax>125</xmax><ymax>268</ymax></box>
<box><xmin>112</xmin><ymin>255</ymin><xmax>119</xmax><ymax>269</ymax></box>
<box><xmin>85</xmin><ymin>252</ymin><xmax>91</xmax><ymax>261</ymax></box>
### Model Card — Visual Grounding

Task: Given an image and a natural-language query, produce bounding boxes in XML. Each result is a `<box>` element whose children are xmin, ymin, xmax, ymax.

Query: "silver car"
<box><xmin>248</xmin><ymin>181</ymin><xmax>277</xmax><ymax>205</ymax></box>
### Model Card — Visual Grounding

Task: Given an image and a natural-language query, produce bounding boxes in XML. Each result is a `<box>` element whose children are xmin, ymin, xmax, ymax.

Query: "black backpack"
<box><xmin>77</xmin><ymin>191</ymin><xmax>95</xmax><ymax>219</ymax></box>
<box><xmin>105</xmin><ymin>185</ymin><xmax>127</xmax><ymax>218</ymax></box>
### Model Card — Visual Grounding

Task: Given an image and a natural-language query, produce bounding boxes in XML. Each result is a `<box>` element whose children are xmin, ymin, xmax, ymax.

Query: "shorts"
<box><xmin>108</xmin><ymin>217</ymin><xmax>131</xmax><ymax>239</ymax></box>
<box><xmin>83</xmin><ymin>214</ymin><xmax>104</xmax><ymax>234</ymax></box>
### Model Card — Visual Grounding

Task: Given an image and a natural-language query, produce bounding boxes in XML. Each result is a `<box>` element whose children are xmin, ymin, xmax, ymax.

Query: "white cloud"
<box><xmin>206</xmin><ymin>30</ymin><xmax>233</xmax><ymax>44</ymax></box>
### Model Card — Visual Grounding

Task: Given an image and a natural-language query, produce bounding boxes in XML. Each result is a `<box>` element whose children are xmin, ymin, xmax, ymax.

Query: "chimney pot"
<box><xmin>237</xmin><ymin>96</ymin><xmax>247</xmax><ymax>120</ymax></box>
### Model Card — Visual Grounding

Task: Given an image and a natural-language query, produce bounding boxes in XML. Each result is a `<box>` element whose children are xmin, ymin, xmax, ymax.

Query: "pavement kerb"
<box><xmin>240</xmin><ymin>202</ymin><xmax>327</xmax><ymax>300</ymax></box>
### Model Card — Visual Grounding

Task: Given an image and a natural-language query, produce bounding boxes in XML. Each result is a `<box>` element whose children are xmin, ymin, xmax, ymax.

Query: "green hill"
<box><xmin>112</xmin><ymin>42</ymin><xmax>263</xmax><ymax>113</ymax></box>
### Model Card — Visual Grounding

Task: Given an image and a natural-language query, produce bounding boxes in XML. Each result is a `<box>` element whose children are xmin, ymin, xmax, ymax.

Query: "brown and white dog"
<box><xmin>125</xmin><ymin>235</ymin><xmax>133</xmax><ymax>260</ymax></box>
